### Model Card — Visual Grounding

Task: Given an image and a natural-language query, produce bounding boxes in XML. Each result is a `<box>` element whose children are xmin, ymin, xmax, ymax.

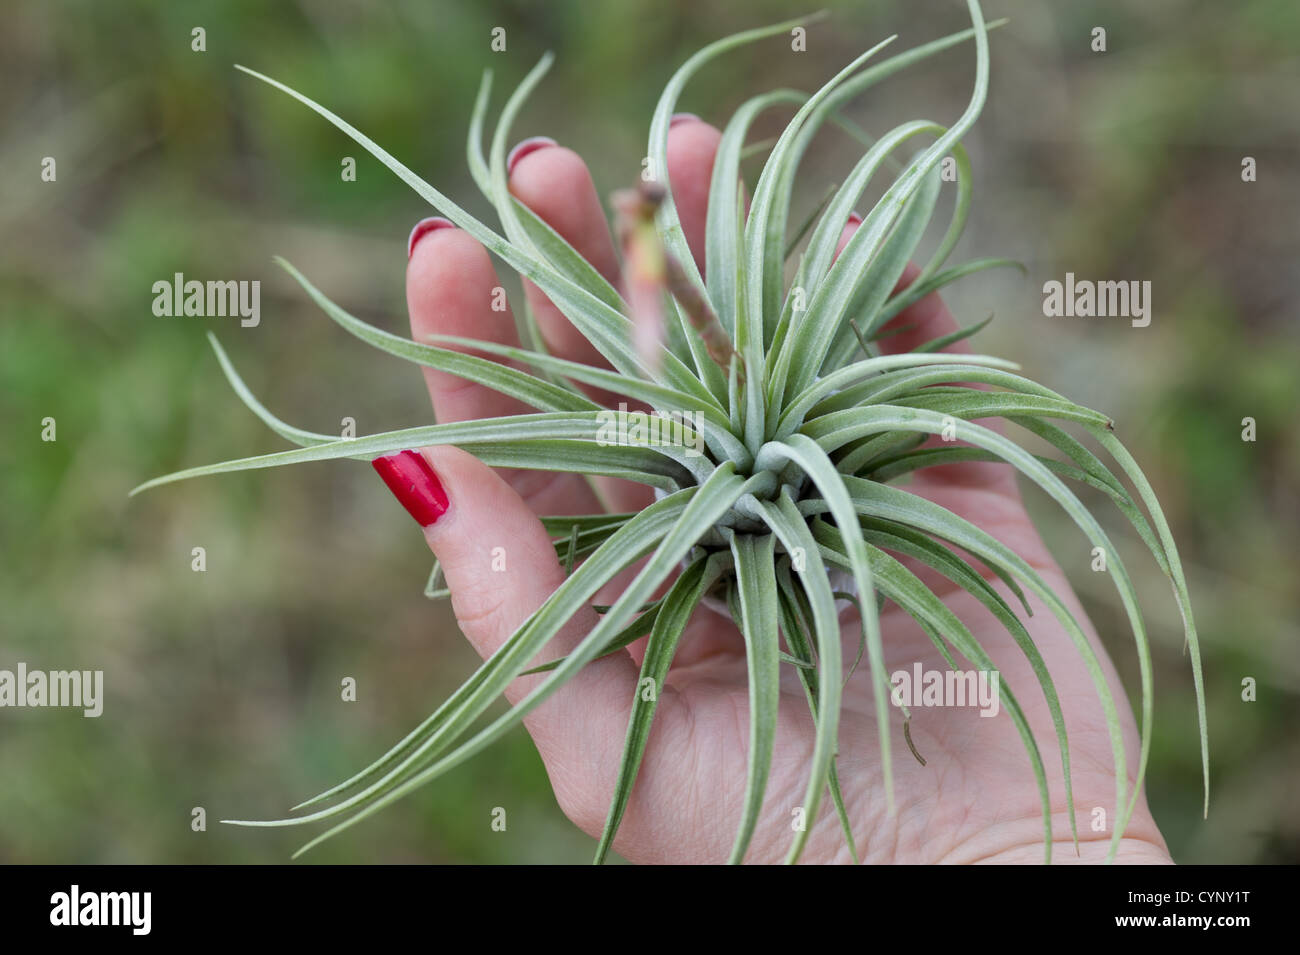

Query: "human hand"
<box><xmin>378</xmin><ymin>118</ymin><xmax>1171</xmax><ymax>864</ymax></box>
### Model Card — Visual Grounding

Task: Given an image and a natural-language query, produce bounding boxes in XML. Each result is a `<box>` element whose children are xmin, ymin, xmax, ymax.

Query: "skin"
<box><xmin>400</xmin><ymin>118</ymin><xmax>1173</xmax><ymax>864</ymax></box>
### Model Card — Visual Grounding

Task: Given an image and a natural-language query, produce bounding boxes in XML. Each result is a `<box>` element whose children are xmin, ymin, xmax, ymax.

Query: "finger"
<box><xmin>507</xmin><ymin>138</ymin><xmax>621</xmax><ymax>376</ymax></box>
<box><xmin>406</xmin><ymin>218</ymin><xmax>604</xmax><ymax>515</ymax></box>
<box><xmin>832</xmin><ymin>211</ymin><xmax>866</xmax><ymax>260</ymax></box>
<box><xmin>837</xmin><ymin>220</ymin><xmax>1015</xmax><ymax>492</ymax></box>
<box><xmin>888</xmin><ymin>264</ymin><xmax>1014</xmax><ymax>491</ymax></box>
<box><xmin>664</xmin><ymin>114</ymin><xmax>722</xmax><ymax>273</ymax></box>
<box><xmin>407</xmin><ymin>217</ymin><xmax>529</xmax><ymax>421</ymax></box>
<box><xmin>507</xmin><ymin>116</ymin><xmax>724</xmax><ymax>360</ymax></box>
<box><xmin>507</xmin><ymin>139</ymin><xmax>654</xmax><ymax>513</ymax></box>
<box><xmin>875</xmin><ymin>261</ymin><xmax>972</xmax><ymax>356</ymax></box>
<box><xmin>372</xmin><ymin>445</ymin><xmax>641</xmax><ymax>817</ymax></box>
<box><xmin>831</xmin><ymin>223</ymin><xmax>968</xmax><ymax>353</ymax></box>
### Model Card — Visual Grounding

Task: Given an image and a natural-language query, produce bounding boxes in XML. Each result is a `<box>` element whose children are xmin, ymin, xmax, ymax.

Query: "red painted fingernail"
<box><xmin>372</xmin><ymin>450</ymin><xmax>449</xmax><ymax>527</ymax></box>
<box><xmin>670</xmin><ymin>112</ymin><xmax>700</xmax><ymax>127</ymax></box>
<box><xmin>847</xmin><ymin>212</ymin><xmax>863</xmax><ymax>227</ymax></box>
<box><xmin>408</xmin><ymin>217</ymin><xmax>454</xmax><ymax>259</ymax></box>
<box><xmin>506</xmin><ymin>136</ymin><xmax>557</xmax><ymax>176</ymax></box>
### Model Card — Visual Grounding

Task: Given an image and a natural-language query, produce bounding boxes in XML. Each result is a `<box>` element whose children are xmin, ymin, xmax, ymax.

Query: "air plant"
<box><xmin>133</xmin><ymin>0</ymin><xmax>1208</xmax><ymax>864</ymax></box>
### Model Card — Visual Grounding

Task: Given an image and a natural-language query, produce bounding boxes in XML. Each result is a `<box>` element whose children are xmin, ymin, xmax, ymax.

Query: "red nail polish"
<box><xmin>847</xmin><ymin>212</ymin><xmax>863</xmax><ymax>227</ymax></box>
<box><xmin>408</xmin><ymin>217</ymin><xmax>454</xmax><ymax>259</ymax></box>
<box><xmin>506</xmin><ymin>136</ymin><xmax>557</xmax><ymax>175</ymax></box>
<box><xmin>670</xmin><ymin>112</ymin><xmax>700</xmax><ymax>128</ymax></box>
<box><xmin>372</xmin><ymin>450</ymin><xmax>449</xmax><ymax>527</ymax></box>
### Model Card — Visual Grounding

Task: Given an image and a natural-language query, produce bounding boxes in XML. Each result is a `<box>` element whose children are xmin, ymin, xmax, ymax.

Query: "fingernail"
<box><xmin>372</xmin><ymin>450</ymin><xmax>449</xmax><ymax>527</ymax></box>
<box><xmin>506</xmin><ymin>136</ymin><xmax>557</xmax><ymax>176</ymax></box>
<box><xmin>408</xmin><ymin>217</ymin><xmax>454</xmax><ymax>259</ymax></box>
<box><xmin>846</xmin><ymin>212</ymin><xmax>863</xmax><ymax>227</ymax></box>
<box><xmin>670</xmin><ymin>112</ymin><xmax>700</xmax><ymax>128</ymax></box>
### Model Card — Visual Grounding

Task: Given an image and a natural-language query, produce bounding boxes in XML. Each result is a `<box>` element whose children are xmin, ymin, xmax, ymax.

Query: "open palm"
<box><xmin>393</xmin><ymin>118</ymin><xmax>1170</xmax><ymax>864</ymax></box>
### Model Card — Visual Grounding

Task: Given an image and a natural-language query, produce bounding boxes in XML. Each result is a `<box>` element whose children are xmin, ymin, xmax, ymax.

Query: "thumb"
<box><xmin>370</xmin><ymin>445</ymin><xmax>640</xmax><ymax>821</ymax></box>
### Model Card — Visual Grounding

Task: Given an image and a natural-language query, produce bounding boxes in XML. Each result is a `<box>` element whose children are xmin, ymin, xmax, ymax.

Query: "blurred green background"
<box><xmin>1</xmin><ymin>0</ymin><xmax>1296</xmax><ymax>863</ymax></box>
